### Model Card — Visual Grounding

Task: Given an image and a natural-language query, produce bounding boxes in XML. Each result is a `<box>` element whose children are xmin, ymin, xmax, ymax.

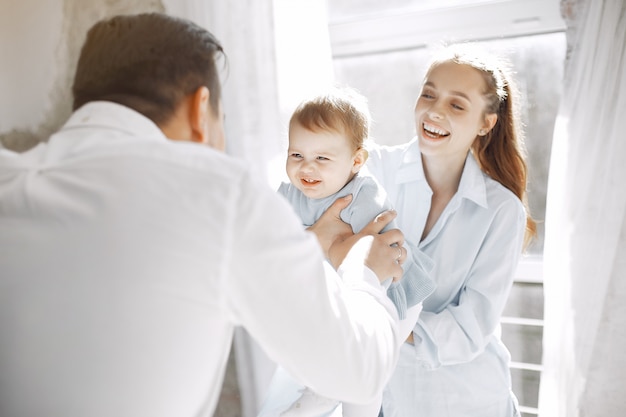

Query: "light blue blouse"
<box><xmin>367</xmin><ymin>138</ymin><xmax>525</xmax><ymax>417</ymax></box>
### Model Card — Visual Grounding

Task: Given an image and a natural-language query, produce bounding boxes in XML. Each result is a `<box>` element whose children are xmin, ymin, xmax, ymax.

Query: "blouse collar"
<box><xmin>396</xmin><ymin>137</ymin><xmax>488</xmax><ymax>208</ymax></box>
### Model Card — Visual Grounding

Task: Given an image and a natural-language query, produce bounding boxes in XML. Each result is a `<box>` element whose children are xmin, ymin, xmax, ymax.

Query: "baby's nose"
<box><xmin>300</xmin><ymin>160</ymin><xmax>315</xmax><ymax>173</ymax></box>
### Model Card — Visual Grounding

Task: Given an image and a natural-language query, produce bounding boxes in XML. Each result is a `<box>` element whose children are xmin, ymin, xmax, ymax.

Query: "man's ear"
<box><xmin>189</xmin><ymin>86</ymin><xmax>210</xmax><ymax>145</ymax></box>
<box><xmin>351</xmin><ymin>148</ymin><xmax>369</xmax><ymax>173</ymax></box>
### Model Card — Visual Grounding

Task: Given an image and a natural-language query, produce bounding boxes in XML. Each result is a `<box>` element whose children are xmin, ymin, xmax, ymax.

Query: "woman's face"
<box><xmin>414</xmin><ymin>62</ymin><xmax>496</xmax><ymax>162</ymax></box>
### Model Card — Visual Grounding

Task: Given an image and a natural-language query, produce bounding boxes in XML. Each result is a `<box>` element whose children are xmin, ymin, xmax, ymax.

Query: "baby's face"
<box><xmin>286</xmin><ymin>123</ymin><xmax>360</xmax><ymax>199</ymax></box>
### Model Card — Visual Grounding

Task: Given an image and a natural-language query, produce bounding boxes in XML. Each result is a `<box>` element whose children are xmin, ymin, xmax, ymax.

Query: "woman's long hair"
<box><xmin>432</xmin><ymin>45</ymin><xmax>537</xmax><ymax>248</ymax></box>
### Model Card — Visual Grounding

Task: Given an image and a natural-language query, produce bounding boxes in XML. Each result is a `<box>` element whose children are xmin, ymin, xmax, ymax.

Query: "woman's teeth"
<box><xmin>424</xmin><ymin>123</ymin><xmax>449</xmax><ymax>138</ymax></box>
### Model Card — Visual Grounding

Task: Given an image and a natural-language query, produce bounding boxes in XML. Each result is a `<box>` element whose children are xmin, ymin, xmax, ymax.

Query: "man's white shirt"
<box><xmin>0</xmin><ymin>102</ymin><xmax>400</xmax><ymax>417</ymax></box>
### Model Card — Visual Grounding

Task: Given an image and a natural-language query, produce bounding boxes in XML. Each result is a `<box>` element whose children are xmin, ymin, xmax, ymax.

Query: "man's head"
<box><xmin>72</xmin><ymin>13</ymin><xmax>226</xmax><ymax>148</ymax></box>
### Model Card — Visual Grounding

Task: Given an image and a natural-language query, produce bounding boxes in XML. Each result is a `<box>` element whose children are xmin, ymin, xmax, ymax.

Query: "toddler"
<box><xmin>277</xmin><ymin>87</ymin><xmax>435</xmax><ymax>417</ymax></box>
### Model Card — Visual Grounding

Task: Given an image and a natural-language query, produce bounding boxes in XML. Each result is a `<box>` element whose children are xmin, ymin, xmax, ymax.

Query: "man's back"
<box><xmin>0</xmin><ymin>102</ymin><xmax>251</xmax><ymax>416</ymax></box>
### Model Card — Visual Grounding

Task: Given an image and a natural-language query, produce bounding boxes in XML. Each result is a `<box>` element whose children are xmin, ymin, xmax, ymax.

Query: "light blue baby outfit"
<box><xmin>278</xmin><ymin>170</ymin><xmax>435</xmax><ymax>318</ymax></box>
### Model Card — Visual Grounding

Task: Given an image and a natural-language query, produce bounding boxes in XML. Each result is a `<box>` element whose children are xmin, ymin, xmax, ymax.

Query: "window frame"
<box><xmin>328</xmin><ymin>0</ymin><xmax>565</xmax><ymax>58</ymax></box>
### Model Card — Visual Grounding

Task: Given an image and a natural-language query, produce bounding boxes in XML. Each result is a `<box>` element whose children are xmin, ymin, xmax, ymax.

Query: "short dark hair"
<box><xmin>72</xmin><ymin>13</ymin><xmax>225</xmax><ymax>125</ymax></box>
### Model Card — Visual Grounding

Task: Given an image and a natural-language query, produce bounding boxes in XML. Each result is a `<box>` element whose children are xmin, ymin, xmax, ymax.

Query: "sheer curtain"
<box><xmin>539</xmin><ymin>1</ymin><xmax>626</xmax><ymax>416</ymax></box>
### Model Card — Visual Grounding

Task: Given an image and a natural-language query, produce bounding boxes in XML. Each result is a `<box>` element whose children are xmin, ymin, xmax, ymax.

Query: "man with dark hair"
<box><xmin>72</xmin><ymin>13</ymin><xmax>226</xmax><ymax>148</ymax></box>
<box><xmin>0</xmin><ymin>13</ymin><xmax>406</xmax><ymax>417</ymax></box>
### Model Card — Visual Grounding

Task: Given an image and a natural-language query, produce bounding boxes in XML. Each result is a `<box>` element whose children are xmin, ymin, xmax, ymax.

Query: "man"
<box><xmin>0</xmin><ymin>13</ymin><xmax>407</xmax><ymax>417</ymax></box>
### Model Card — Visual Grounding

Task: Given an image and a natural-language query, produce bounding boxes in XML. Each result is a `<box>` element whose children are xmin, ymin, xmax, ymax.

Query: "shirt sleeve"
<box><xmin>362</xmin><ymin>142</ymin><xmax>387</xmax><ymax>188</ymax></box>
<box><xmin>224</xmin><ymin>171</ymin><xmax>402</xmax><ymax>403</ymax></box>
<box><xmin>347</xmin><ymin>177</ymin><xmax>436</xmax><ymax>321</ymax></box>
<box><xmin>411</xmin><ymin>198</ymin><xmax>526</xmax><ymax>368</ymax></box>
<box><xmin>277</xmin><ymin>181</ymin><xmax>289</xmax><ymax>196</ymax></box>
<box><xmin>387</xmin><ymin>241</ymin><xmax>436</xmax><ymax>320</ymax></box>
<box><xmin>343</xmin><ymin>176</ymin><xmax>395</xmax><ymax>234</ymax></box>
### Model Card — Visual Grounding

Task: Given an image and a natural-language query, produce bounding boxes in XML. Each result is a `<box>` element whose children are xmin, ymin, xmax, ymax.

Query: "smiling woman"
<box><xmin>360</xmin><ymin>44</ymin><xmax>534</xmax><ymax>417</ymax></box>
<box><xmin>330</xmin><ymin>10</ymin><xmax>565</xmax><ymax>413</ymax></box>
<box><xmin>329</xmin><ymin>0</ymin><xmax>566</xmax><ymax>256</ymax></box>
<box><xmin>416</xmin><ymin>62</ymin><xmax>497</xmax><ymax>160</ymax></box>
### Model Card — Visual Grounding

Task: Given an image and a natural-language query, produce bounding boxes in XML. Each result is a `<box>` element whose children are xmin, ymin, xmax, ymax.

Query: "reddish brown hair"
<box><xmin>429</xmin><ymin>44</ymin><xmax>537</xmax><ymax>248</ymax></box>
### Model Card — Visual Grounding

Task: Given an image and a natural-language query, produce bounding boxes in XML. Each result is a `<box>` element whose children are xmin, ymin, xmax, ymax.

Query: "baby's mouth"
<box><xmin>301</xmin><ymin>178</ymin><xmax>321</xmax><ymax>186</ymax></box>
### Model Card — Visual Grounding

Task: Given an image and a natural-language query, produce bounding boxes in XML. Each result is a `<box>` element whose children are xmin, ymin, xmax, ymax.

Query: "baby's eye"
<box><xmin>289</xmin><ymin>153</ymin><xmax>303</xmax><ymax>159</ymax></box>
<box><xmin>316</xmin><ymin>156</ymin><xmax>330</xmax><ymax>161</ymax></box>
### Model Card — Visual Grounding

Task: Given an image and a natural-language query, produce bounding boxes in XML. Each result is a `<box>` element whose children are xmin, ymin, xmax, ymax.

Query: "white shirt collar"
<box><xmin>61</xmin><ymin>101</ymin><xmax>168</xmax><ymax>142</ymax></box>
<box><xmin>396</xmin><ymin>137</ymin><xmax>488</xmax><ymax>208</ymax></box>
<box><xmin>458</xmin><ymin>153</ymin><xmax>488</xmax><ymax>208</ymax></box>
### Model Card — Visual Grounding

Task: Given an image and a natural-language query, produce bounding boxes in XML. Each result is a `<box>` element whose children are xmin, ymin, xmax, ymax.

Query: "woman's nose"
<box><xmin>427</xmin><ymin>103</ymin><xmax>444</xmax><ymax>120</ymax></box>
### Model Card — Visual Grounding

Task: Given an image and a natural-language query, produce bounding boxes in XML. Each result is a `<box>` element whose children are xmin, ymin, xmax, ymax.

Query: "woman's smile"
<box><xmin>422</xmin><ymin>121</ymin><xmax>450</xmax><ymax>140</ymax></box>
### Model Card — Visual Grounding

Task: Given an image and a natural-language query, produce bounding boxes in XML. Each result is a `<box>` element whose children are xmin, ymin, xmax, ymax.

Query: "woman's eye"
<box><xmin>451</xmin><ymin>103</ymin><xmax>464</xmax><ymax>110</ymax></box>
<box><xmin>421</xmin><ymin>92</ymin><xmax>434</xmax><ymax>99</ymax></box>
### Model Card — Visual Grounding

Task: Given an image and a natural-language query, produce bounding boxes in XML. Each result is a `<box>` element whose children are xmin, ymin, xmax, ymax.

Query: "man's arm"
<box><xmin>226</xmin><ymin>174</ymin><xmax>403</xmax><ymax>404</ymax></box>
<box><xmin>309</xmin><ymin>195</ymin><xmax>405</xmax><ymax>275</ymax></box>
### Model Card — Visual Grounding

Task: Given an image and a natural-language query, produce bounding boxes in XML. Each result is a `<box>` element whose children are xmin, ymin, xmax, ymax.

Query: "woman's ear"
<box><xmin>479</xmin><ymin>113</ymin><xmax>498</xmax><ymax>136</ymax></box>
<box><xmin>352</xmin><ymin>148</ymin><xmax>369</xmax><ymax>173</ymax></box>
<box><xmin>189</xmin><ymin>86</ymin><xmax>210</xmax><ymax>145</ymax></box>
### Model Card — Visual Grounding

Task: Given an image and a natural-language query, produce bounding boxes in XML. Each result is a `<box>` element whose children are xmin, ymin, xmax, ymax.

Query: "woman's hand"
<box><xmin>307</xmin><ymin>195</ymin><xmax>354</xmax><ymax>259</ymax></box>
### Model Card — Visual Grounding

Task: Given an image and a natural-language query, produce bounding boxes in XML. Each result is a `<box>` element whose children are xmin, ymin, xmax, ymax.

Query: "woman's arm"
<box><xmin>411</xmin><ymin>198</ymin><xmax>526</xmax><ymax>368</ymax></box>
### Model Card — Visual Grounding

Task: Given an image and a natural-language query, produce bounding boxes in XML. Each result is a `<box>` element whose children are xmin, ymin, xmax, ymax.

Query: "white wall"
<box><xmin>0</xmin><ymin>0</ymin><xmax>63</xmax><ymax>147</ymax></box>
<box><xmin>0</xmin><ymin>0</ymin><xmax>166</xmax><ymax>151</ymax></box>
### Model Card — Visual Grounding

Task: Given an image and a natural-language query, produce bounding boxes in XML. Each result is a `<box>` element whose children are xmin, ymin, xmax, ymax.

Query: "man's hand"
<box><xmin>307</xmin><ymin>195</ymin><xmax>354</xmax><ymax>259</ymax></box>
<box><xmin>331</xmin><ymin>210</ymin><xmax>406</xmax><ymax>282</ymax></box>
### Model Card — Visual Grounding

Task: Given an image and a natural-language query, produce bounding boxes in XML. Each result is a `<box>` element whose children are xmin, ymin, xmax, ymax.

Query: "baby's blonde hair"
<box><xmin>290</xmin><ymin>86</ymin><xmax>370</xmax><ymax>151</ymax></box>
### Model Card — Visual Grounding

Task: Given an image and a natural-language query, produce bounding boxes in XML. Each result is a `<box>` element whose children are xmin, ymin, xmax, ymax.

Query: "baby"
<box><xmin>277</xmin><ymin>87</ymin><xmax>435</xmax><ymax>417</ymax></box>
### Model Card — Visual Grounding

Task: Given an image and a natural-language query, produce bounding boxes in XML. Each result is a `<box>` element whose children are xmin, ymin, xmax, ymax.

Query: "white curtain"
<box><xmin>539</xmin><ymin>1</ymin><xmax>626</xmax><ymax>416</ymax></box>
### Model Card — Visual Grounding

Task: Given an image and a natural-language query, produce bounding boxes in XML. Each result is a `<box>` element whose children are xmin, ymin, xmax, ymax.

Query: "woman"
<box><xmin>363</xmin><ymin>44</ymin><xmax>536</xmax><ymax>416</ymax></box>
